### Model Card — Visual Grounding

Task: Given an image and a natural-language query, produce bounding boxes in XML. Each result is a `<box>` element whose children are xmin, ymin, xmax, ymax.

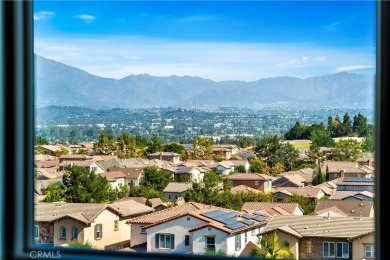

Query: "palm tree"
<box><xmin>260</xmin><ymin>230</ymin><xmax>294</xmax><ymax>259</ymax></box>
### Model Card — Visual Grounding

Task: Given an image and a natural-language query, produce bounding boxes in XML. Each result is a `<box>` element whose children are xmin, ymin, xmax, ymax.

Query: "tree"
<box><xmin>67</xmin><ymin>241</ymin><xmax>96</xmax><ymax>249</ymax></box>
<box><xmin>43</xmin><ymin>182</ymin><xmax>64</xmax><ymax>202</ymax></box>
<box><xmin>140</xmin><ymin>166</ymin><xmax>173</xmax><ymax>191</ymax></box>
<box><xmin>327</xmin><ymin>139</ymin><xmax>362</xmax><ymax>161</ymax></box>
<box><xmin>183</xmin><ymin>137</ymin><xmax>214</xmax><ymax>160</ymax></box>
<box><xmin>35</xmin><ymin>135</ymin><xmax>49</xmax><ymax>145</ymax></box>
<box><xmin>146</xmin><ymin>134</ymin><xmax>163</xmax><ymax>154</ymax></box>
<box><xmin>310</xmin><ymin>129</ymin><xmax>335</xmax><ymax>148</ymax></box>
<box><xmin>249</xmin><ymin>157</ymin><xmax>270</xmax><ymax>174</ymax></box>
<box><xmin>162</xmin><ymin>143</ymin><xmax>185</xmax><ymax>154</ymax></box>
<box><xmin>312</xmin><ymin>164</ymin><xmax>325</xmax><ymax>185</ymax></box>
<box><xmin>353</xmin><ymin>113</ymin><xmax>368</xmax><ymax>137</ymax></box>
<box><xmin>94</xmin><ymin>131</ymin><xmax>116</xmax><ymax>155</ymax></box>
<box><xmin>234</xmin><ymin>165</ymin><xmax>246</xmax><ymax>173</ymax></box>
<box><xmin>254</xmin><ymin>136</ymin><xmax>298</xmax><ymax>171</ymax></box>
<box><xmin>62</xmin><ymin>165</ymin><xmax>117</xmax><ymax>203</ymax></box>
<box><xmin>284</xmin><ymin>122</ymin><xmax>309</xmax><ymax>140</ymax></box>
<box><xmin>260</xmin><ymin>230</ymin><xmax>294</xmax><ymax>259</ymax></box>
<box><xmin>54</xmin><ymin>148</ymin><xmax>69</xmax><ymax>157</ymax></box>
<box><xmin>117</xmin><ymin>133</ymin><xmax>143</xmax><ymax>158</ymax></box>
<box><xmin>283</xmin><ymin>194</ymin><xmax>316</xmax><ymax>214</ymax></box>
<box><xmin>340</xmin><ymin>113</ymin><xmax>352</xmax><ymax>136</ymax></box>
<box><xmin>362</xmin><ymin>135</ymin><xmax>375</xmax><ymax>152</ymax></box>
<box><xmin>116</xmin><ymin>184</ymin><xmax>129</xmax><ymax>199</ymax></box>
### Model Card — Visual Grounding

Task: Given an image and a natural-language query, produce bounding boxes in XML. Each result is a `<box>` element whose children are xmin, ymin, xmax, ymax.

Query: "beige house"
<box><xmin>110</xmin><ymin>167</ymin><xmax>144</xmax><ymax>187</ymax></box>
<box><xmin>147</xmin><ymin>152</ymin><xmax>180</xmax><ymax>163</ymax></box>
<box><xmin>260</xmin><ymin>215</ymin><xmax>375</xmax><ymax>260</ymax></box>
<box><xmin>313</xmin><ymin>200</ymin><xmax>374</xmax><ymax>218</ymax></box>
<box><xmin>35</xmin><ymin>201</ymin><xmax>154</xmax><ymax>250</ymax></box>
<box><xmin>58</xmin><ymin>160</ymin><xmax>106</xmax><ymax>173</ymax></box>
<box><xmin>163</xmin><ymin>182</ymin><xmax>192</xmax><ymax>201</ymax></box>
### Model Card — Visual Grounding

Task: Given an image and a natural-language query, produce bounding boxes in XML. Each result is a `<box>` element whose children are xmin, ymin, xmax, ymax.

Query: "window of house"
<box><xmin>72</xmin><ymin>227</ymin><xmax>78</xmax><ymax>240</ymax></box>
<box><xmin>187</xmin><ymin>217</ymin><xmax>190</xmax><ymax>221</ymax></box>
<box><xmin>60</xmin><ymin>226</ymin><xmax>66</xmax><ymax>239</ymax></box>
<box><xmin>175</xmin><ymin>194</ymin><xmax>178</xmax><ymax>199</ymax></box>
<box><xmin>235</xmin><ymin>234</ymin><xmax>241</xmax><ymax>251</ymax></box>
<box><xmin>156</xmin><ymin>233</ymin><xmax>174</xmax><ymax>249</ymax></box>
<box><xmin>34</xmin><ymin>225</ymin><xmax>39</xmax><ymax>239</ymax></box>
<box><xmin>205</xmin><ymin>236</ymin><xmax>215</xmax><ymax>251</ymax></box>
<box><xmin>251</xmin><ymin>229</ymin><xmax>255</xmax><ymax>235</ymax></box>
<box><xmin>140</xmin><ymin>226</ymin><xmax>146</xmax><ymax>234</ymax></box>
<box><xmin>336</xmin><ymin>242</ymin><xmax>349</xmax><ymax>258</ymax></box>
<box><xmin>91</xmin><ymin>166</ymin><xmax>98</xmax><ymax>172</ymax></box>
<box><xmin>185</xmin><ymin>235</ymin><xmax>190</xmax><ymax>246</ymax></box>
<box><xmin>365</xmin><ymin>244</ymin><xmax>375</xmax><ymax>258</ymax></box>
<box><xmin>255</xmin><ymin>181</ymin><xmax>259</xmax><ymax>186</ymax></box>
<box><xmin>244</xmin><ymin>232</ymin><xmax>248</xmax><ymax>243</ymax></box>
<box><xmin>283</xmin><ymin>241</ymin><xmax>290</xmax><ymax>248</ymax></box>
<box><xmin>323</xmin><ymin>242</ymin><xmax>335</xmax><ymax>257</ymax></box>
<box><xmin>114</xmin><ymin>220</ymin><xmax>119</xmax><ymax>231</ymax></box>
<box><xmin>95</xmin><ymin>224</ymin><xmax>102</xmax><ymax>239</ymax></box>
<box><xmin>307</xmin><ymin>240</ymin><xmax>312</xmax><ymax>254</ymax></box>
<box><xmin>168</xmin><ymin>194</ymin><xmax>171</xmax><ymax>200</ymax></box>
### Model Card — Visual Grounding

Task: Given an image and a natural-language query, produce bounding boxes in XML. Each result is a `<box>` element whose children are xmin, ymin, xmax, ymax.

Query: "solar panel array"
<box><xmin>200</xmin><ymin>210</ymin><xmax>249</xmax><ymax>230</ymax></box>
<box><xmin>241</xmin><ymin>213</ymin><xmax>252</xmax><ymax>219</ymax></box>
<box><xmin>253</xmin><ymin>216</ymin><xmax>265</xmax><ymax>222</ymax></box>
<box><xmin>253</xmin><ymin>212</ymin><xmax>269</xmax><ymax>217</ymax></box>
<box><xmin>224</xmin><ymin>222</ymin><xmax>245</xmax><ymax>230</ymax></box>
<box><xmin>240</xmin><ymin>219</ymin><xmax>254</xmax><ymax>225</ymax></box>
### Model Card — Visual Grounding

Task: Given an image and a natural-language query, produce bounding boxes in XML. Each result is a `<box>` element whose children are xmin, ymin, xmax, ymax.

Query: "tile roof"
<box><xmin>163</xmin><ymin>182</ymin><xmax>192</xmax><ymax>193</ymax></box>
<box><xmin>230</xmin><ymin>185</ymin><xmax>261</xmax><ymax>194</ymax></box>
<box><xmin>99</xmin><ymin>171</ymin><xmax>126</xmax><ymax>181</ymax></box>
<box><xmin>35</xmin><ymin>203</ymin><xmax>107</xmax><ymax>223</ymax></box>
<box><xmin>313</xmin><ymin>206</ymin><xmax>348</xmax><ymax>217</ymax></box>
<box><xmin>113</xmin><ymin>197</ymin><xmax>147</xmax><ymax>205</ymax></box>
<box><xmin>321</xmin><ymin>161</ymin><xmax>358</xmax><ymax>173</ymax></box>
<box><xmin>38</xmin><ymin>145</ymin><xmax>62</xmax><ymax>152</ymax></box>
<box><xmin>261</xmin><ymin>215</ymin><xmax>374</xmax><ymax>239</ymax></box>
<box><xmin>109</xmin><ymin>200</ymin><xmax>154</xmax><ymax>217</ymax></box>
<box><xmin>59</xmin><ymin>154</ymin><xmax>93</xmax><ymax>160</ymax></box>
<box><xmin>35</xmin><ymin>159</ymin><xmax>59</xmax><ymax>168</ymax></box>
<box><xmin>314</xmin><ymin>200</ymin><xmax>374</xmax><ymax>217</ymax></box>
<box><xmin>279</xmin><ymin>169</ymin><xmax>313</xmax><ymax>183</ymax></box>
<box><xmin>329</xmin><ymin>190</ymin><xmax>375</xmax><ymax>200</ymax></box>
<box><xmin>126</xmin><ymin>202</ymin><xmax>220</xmax><ymax>224</ymax></box>
<box><xmin>227</xmin><ymin>173</ymin><xmax>271</xmax><ymax>181</ymax></box>
<box><xmin>148</xmin><ymin>152</ymin><xmax>180</xmax><ymax>156</ymax></box>
<box><xmin>59</xmin><ymin>160</ymin><xmax>95</xmax><ymax>167</ymax></box>
<box><xmin>148</xmin><ymin>198</ymin><xmax>165</xmax><ymax>208</ymax></box>
<box><xmin>273</xmin><ymin>174</ymin><xmax>306</xmax><ymax>187</ymax></box>
<box><xmin>35</xmin><ymin>154</ymin><xmax>58</xmax><ymax>161</ymax></box>
<box><xmin>242</xmin><ymin>202</ymin><xmax>304</xmax><ymax>216</ymax></box>
<box><xmin>179</xmin><ymin>160</ymin><xmax>215</xmax><ymax>167</ymax></box>
<box><xmin>272</xmin><ymin>186</ymin><xmax>323</xmax><ymax>199</ymax></box>
<box><xmin>336</xmin><ymin>178</ymin><xmax>375</xmax><ymax>186</ymax></box>
<box><xmin>217</xmin><ymin>161</ymin><xmax>235</xmax><ymax>169</ymax></box>
<box><xmin>110</xmin><ymin>167</ymin><xmax>144</xmax><ymax>179</ymax></box>
<box><xmin>35</xmin><ymin>178</ymin><xmax>63</xmax><ymax>195</ymax></box>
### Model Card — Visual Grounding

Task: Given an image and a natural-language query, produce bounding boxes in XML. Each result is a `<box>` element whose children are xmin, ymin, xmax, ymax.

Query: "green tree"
<box><xmin>62</xmin><ymin>165</ymin><xmax>117</xmax><ymax>203</ymax></box>
<box><xmin>146</xmin><ymin>134</ymin><xmax>163</xmax><ymax>154</ymax></box>
<box><xmin>353</xmin><ymin>113</ymin><xmax>368</xmax><ymax>137</ymax></box>
<box><xmin>283</xmin><ymin>194</ymin><xmax>316</xmax><ymax>214</ymax></box>
<box><xmin>117</xmin><ymin>133</ymin><xmax>143</xmax><ymax>158</ymax></box>
<box><xmin>54</xmin><ymin>148</ymin><xmax>69</xmax><ymax>157</ymax></box>
<box><xmin>182</xmin><ymin>137</ymin><xmax>214</xmax><ymax>160</ymax></box>
<box><xmin>43</xmin><ymin>182</ymin><xmax>64</xmax><ymax>202</ymax></box>
<box><xmin>328</xmin><ymin>139</ymin><xmax>362</xmax><ymax>161</ymax></box>
<box><xmin>362</xmin><ymin>135</ymin><xmax>375</xmax><ymax>152</ymax></box>
<box><xmin>140</xmin><ymin>166</ymin><xmax>173</xmax><ymax>191</ymax></box>
<box><xmin>234</xmin><ymin>165</ymin><xmax>246</xmax><ymax>173</ymax></box>
<box><xmin>67</xmin><ymin>241</ymin><xmax>96</xmax><ymax>249</ymax></box>
<box><xmin>249</xmin><ymin>157</ymin><xmax>270</xmax><ymax>174</ymax></box>
<box><xmin>162</xmin><ymin>143</ymin><xmax>185</xmax><ymax>154</ymax></box>
<box><xmin>340</xmin><ymin>113</ymin><xmax>352</xmax><ymax>136</ymax></box>
<box><xmin>116</xmin><ymin>184</ymin><xmax>130</xmax><ymax>199</ymax></box>
<box><xmin>284</xmin><ymin>122</ymin><xmax>309</xmax><ymax>140</ymax></box>
<box><xmin>260</xmin><ymin>230</ymin><xmax>294</xmax><ymax>259</ymax></box>
<box><xmin>312</xmin><ymin>164</ymin><xmax>325</xmax><ymax>185</ymax></box>
<box><xmin>35</xmin><ymin>135</ymin><xmax>49</xmax><ymax>145</ymax></box>
<box><xmin>310</xmin><ymin>129</ymin><xmax>335</xmax><ymax>148</ymax></box>
<box><xmin>94</xmin><ymin>131</ymin><xmax>116</xmax><ymax>155</ymax></box>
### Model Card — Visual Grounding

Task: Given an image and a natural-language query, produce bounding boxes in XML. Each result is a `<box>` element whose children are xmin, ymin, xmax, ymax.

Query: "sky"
<box><xmin>34</xmin><ymin>1</ymin><xmax>377</xmax><ymax>81</ymax></box>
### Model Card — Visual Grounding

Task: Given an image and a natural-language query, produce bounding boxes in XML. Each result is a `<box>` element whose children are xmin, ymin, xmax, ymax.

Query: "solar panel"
<box><xmin>343</xmin><ymin>177</ymin><xmax>374</xmax><ymax>182</ymax></box>
<box><xmin>253</xmin><ymin>212</ymin><xmax>268</xmax><ymax>217</ymax></box>
<box><xmin>253</xmin><ymin>216</ymin><xmax>265</xmax><ymax>222</ymax></box>
<box><xmin>240</xmin><ymin>219</ymin><xmax>254</xmax><ymax>225</ymax></box>
<box><xmin>241</xmin><ymin>213</ymin><xmax>252</xmax><ymax>219</ymax></box>
<box><xmin>200</xmin><ymin>210</ymin><xmax>226</xmax><ymax>218</ymax></box>
<box><xmin>224</xmin><ymin>222</ymin><xmax>245</xmax><ymax>230</ymax></box>
<box><xmin>219</xmin><ymin>217</ymin><xmax>238</xmax><ymax>225</ymax></box>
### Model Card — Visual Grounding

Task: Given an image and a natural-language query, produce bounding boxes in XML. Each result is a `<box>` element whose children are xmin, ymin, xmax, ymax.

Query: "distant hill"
<box><xmin>35</xmin><ymin>54</ymin><xmax>375</xmax><ymax>109</ymax></box>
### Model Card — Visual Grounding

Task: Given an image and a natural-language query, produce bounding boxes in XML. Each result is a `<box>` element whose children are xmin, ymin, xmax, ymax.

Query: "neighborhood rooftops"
<box><xmin>99</xmin><ymin>171</ymin><xmax>126</xmax><ymax>181</ymax></box>
<box><xmin>336</xmin><ymin>177</ymin><xmax>375</xmax><ymax>186</ymax></box>
<box><xmin>261</xmin><ymin>215</ymin><xmax>374</xmax><ymax>239</ymax></box>
<box><xmin>242</xmin><ymin>202</ymin><xmax>304</xmax><ymax>216</ymax></box>
<box><xmin>163</xmin><ymin>182</ymin><xmax>192</xmax><ymax>193</ymax></box>
<box><xmin>313</xmin><ymin>200</ymin><xmax>374</xmax><ymax>218</ymax></box>
<box><xmin>227</xmin><ymin>173</ymin><xmax>273</xmax><ymax>181</ymax></box>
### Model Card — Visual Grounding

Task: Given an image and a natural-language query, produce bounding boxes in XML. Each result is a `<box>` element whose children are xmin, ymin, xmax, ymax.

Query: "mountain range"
<box><xmin>35</xmin><ymin>54</ymin><xmax>375</xmax><ymax>109</ymax></box>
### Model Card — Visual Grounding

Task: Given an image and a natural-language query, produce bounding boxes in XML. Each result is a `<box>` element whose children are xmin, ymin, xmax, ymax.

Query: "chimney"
<box><xmin>327</xmin><ymin>212</ymin><xmax>331</xmax><ymax>219</ymax></box>
<box><xmin>340</xmin><ymin>170</ymin><xmax>345</xmax><ymax>178</ymax></box>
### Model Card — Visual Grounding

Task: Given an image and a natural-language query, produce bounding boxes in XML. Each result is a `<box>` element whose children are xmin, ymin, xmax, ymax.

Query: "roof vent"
<box><xmin>360</xmin><ymin>203</ymin><xmax>364</xmax><ymax>206</ymax></box>
<box><xmin>359</xmin><ymin>212</ymin><xmax>363</xmax><ymax>220</ymax></box>
<box><xmin>351</xmin><ymin>210</ymin><xmax>355</xmax><ymax>213</ymax></box>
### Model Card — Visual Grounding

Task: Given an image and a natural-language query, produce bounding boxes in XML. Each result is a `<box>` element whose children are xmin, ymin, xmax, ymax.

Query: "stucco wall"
<box><xmin>130</xmin><ymin>223</ymin><xmax>148</xmax><ymax>247</ymax></box>
<box><xmin>147</xmin><ymin>215</ymin><xmax>207</xmax><ymax>254</ymax></box>
<box><xmin>352</xmin><ymin>233</ymin><xmax>375</xmax><ymax>260</ymax></box>
<box><xmin>192</xmin><ymin>227</ymin><xmax>229</xmax><ymax>255</ymax></box>
<box><xmin>262</xmin><ymin>231</ymin><xmax>299</xmax><ymax>260</ymax></box>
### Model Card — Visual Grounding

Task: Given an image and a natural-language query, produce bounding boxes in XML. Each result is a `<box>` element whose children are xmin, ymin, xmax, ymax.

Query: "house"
<box><xmin>321</xmin><ymin>161</ymin><xmax>372</xmax><ymax>180</ymax></box>
<box><xmin>241</xmin><ymin>202</ymin><xmax>304</xmax><ymax>216</ymax></box>
<box><xmin>226</xmin><ymin>173</ymin><xmax>273</xmax><ymax>192</ymax></box>
<box><xmin>313</xmin><ymin>179</ymin><xmax>338</xmax><ymax>196</ymax></box>
<box><xmin>147</xmin><ymin>152</ymin><xmax>180</xmax><ymax>164</ymax></box>
<box><xmin>175</xmin><ymin>167</ymin><xmax>203</xmax><ymax>182</ymax></box>
<box><xmin>216</xmin><ymin>160</ymin><xmax>250</xmax><ymax>175</ymax></box>
<box><xmin>356</xmin><ymin>152</ymin><xmax>374</xmax><ymax>167</ymax></box>
<box><xmin>336</xmin><ymin>177</ymin><xmax>375</xmax><ymax>192</ymax></box>
<box><xmin>34</xmin><ymin>177</ymin><xmax>63</xmax><ymax>196</ymax></box>
<box><xmin>58</xmin><ymin>160</ymin><xmax>106</xmax><ymax>173</ymax></box>
<box><xmin>35</xmin><ymin>158</ymin><xmax>59</xmax><ymax>169</ymax></box>
<box><xmin>277</xmin><ymin>169</ymin><xmax>313</xmax><ymax>186</ymax></box>
<box><xmin>36</xmin><ymin>145</ymin><xmax>62</xmax><ymax>155</ymax></box>
<box><xmin>110</xmin><ymin>167</ymin><xmax>144</xmax><ymax>187</ymax></box>
<box><xmin>212</xmin><ymin>144</ymin><xmax>239</xmax><ymax>159</ymax></box>
<box><xmin>313</xmin><ymin>200</ymin><xmax>374</xmax><ymax>218</ymax></box>
<box><xmin>34</xmin><ymin>201</ymin><xmax>153</xmax><ymax>249</ymax></box>
<box><xmin>127</xmin><ymin>202</ymin><xmax>220</xmax><ymax>247</ymax></box>
<box><xmin>329</xmin><ymin>190</ymin><xmax>375</xmax><ymax>201</ymax></box>
<box><xmin>59</xmin><ymin>154</ymin><xmax>93</xmax><ymax>163</ymax></box>
<box><xmin>272</xmin><ymin>186</ymin><xmax>325</xmax><ymax>201</ymax></box>
<box><xmin>130</xmin><ymin>204</ymin><xmax>270</xmax><ymax>256</ymax></box>
<box><xmin>100</xmin><ymin>171</ymin><xmax>126</xmax><ymax>189</ymax></box>
<box><xmin>272</xmin><ymin>174</ymin><xmax>307</xmax><ymax>188</ymax></box>
<box><xmin>163</xmin><ymin>182</ymin><xmax>192</xmax><ymax>202</ymax></box>
<box><xmin>260</xmin><ymin>215</ymin><xmax>375</xmax><ymax>260</ymax></box>
<box><xmin>179</xmin><ymin>160</ymin><xmax>215</xmax><ymax>168</ymax></box>
<box><xmin>97</xmin><ymin>158</ymin><xmax>150</xmax><ymax>171</ymax></box>
<box><xmin>230</xmin><ymin>185</ymin><xmax>261</xmax><ymax>194</ymax></box>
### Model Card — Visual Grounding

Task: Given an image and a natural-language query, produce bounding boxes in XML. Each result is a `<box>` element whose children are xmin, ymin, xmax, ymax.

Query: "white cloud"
<box><xmin>74</xmin><ymin>14</ymin><xmax>96</xmax><ymax>24</ymax></box>
<box><xmin>335</xmin><ymin>65</ymin><xmax>375</xmax><ymax>72</ymax></box>
<box><xmin>34</xmin><ymin>35</ymin><xmax>376</xmax><ymax>81</ymax></box>
<box><xmin>34</xmin><ymin>11</ymin><xmax>55</xmax><ymax>21</ymax></box>
<box><xmin>177</xmin><ymin>15</ymin><xmax>215</xmax><ymax>22</ymax></box>
<box><xmin>324</xmin><ymin>22</ymin><xmax>344</xmax><ymax>32</ymax></box>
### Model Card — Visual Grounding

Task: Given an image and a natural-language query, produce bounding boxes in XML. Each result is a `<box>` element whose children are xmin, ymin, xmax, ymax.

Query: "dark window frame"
<box><xmin>0</xmin><ymin>1</ymin><xmax>386</xmax><ymax>260</ymax></box>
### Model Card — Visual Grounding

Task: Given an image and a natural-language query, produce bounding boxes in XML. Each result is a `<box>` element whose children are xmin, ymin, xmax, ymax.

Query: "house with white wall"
<box><xmin>129</xmin><ymin>205</ymin><xmax>270</xmax><ymax>256</ymax></box>
<box><xmin>99</xmin><ymin>171</ymin><xmax>126</xmax><ymax>189</ymax></box>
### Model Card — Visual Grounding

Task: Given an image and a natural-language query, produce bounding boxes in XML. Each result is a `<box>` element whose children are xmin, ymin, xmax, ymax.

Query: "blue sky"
<box><xmin>34</xmin><ymin>1</ymin><xmax>376</xmax><ymax>81</ymax></box>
